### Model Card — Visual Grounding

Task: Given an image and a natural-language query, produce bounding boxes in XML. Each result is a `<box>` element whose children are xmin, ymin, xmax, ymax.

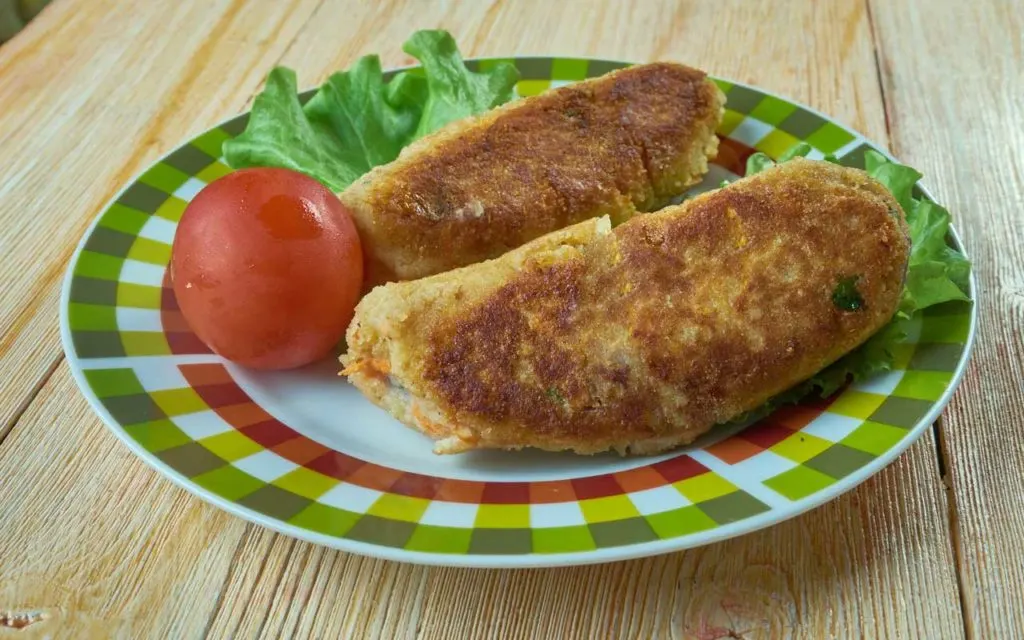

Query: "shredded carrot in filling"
<box><xmin>411</xmin><ymin>404</ymin><xmax>447</xmax><ymax>436</ymax></box>
<box><xmin>340</xmin><ymin>358</ymin><xmax>391</xmax><ymax>377</ymax></box>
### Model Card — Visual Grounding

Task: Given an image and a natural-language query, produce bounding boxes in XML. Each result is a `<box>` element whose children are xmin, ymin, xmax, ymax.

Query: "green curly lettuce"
<box><xmin>222</xmin><ymin>30</ymin><xmax>518</xmax><ymax>192</ymax></box>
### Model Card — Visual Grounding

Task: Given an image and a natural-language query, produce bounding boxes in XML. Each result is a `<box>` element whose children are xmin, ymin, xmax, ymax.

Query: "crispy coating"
<box><xmin>340</xmin><ymin>63</ymin><xmax>724</xmax><ymax>288</ymax></box>
<box><xmin>342</xmin><ymin>159</ymin><xmax>911</xmax><ymax>455</ymax></box>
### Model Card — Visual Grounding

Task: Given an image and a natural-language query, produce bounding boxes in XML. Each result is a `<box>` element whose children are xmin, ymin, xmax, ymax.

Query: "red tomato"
<box><xmin>170</xmin><ymin>168</ymin><xmax>363</xmax><ymax>370</ymax></box>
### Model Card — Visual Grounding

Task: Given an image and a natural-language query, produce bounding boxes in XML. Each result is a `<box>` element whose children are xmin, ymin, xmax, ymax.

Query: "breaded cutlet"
<box><xmin>340</xmin><ymin>62</ymin><xmax>725</xmax><ymax>288</ymax></box>
<box><xmin>342</xmin><ymin>158</ymin><xmax>911</xmax><ymax>455</ymax></box>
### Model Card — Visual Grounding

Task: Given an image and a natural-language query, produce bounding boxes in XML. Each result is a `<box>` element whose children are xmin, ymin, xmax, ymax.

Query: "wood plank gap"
<box><xmin>930</xmin><ymin>422</ymin><xmax>948</xmax><ymax>489</ymax></box>
<box><xmin>936</xmin><ymin>417</ymin><xmax>974</xmax><ymax>640</ymax></box>
<box><xmin>863</xmin><ymin>0</ymin><xmax>893</xmax><ymax>145</ymax></box>
<box><xmin>239</xmin><ymin>0</ymin><xmax>333</xmax><ymax>109</ymax></box>
<box><xmin>869</xmin><ymin>1</ymin><xmax>968</xmax><ymax>635</ymax></box>
<box><xmin>0</xmin><ymin>354</ymin><xmax>62</xmax><ymax>446</ymax></box>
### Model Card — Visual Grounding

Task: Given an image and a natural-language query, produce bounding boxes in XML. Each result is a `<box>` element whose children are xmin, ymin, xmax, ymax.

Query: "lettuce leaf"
<box><xmin>404</xmin><ymin>30</ymin><xmax>520</xmax><ymax>140</ymax></box>
<box><xmin>223</xmin><ymin>30</ymin><xmax>518</xmax><ymax>192</ymax></box>
<box><xmin>734</xmin><ymin>146</ymin><xmax>971</xmax><ymax>420</ymax></box>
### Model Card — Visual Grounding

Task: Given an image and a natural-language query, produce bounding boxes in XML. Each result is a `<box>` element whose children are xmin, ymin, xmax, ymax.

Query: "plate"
<box><xmin>60</xmin><ymin>57</ymin><xmax>976</xmax><ymax>568</ymax></box>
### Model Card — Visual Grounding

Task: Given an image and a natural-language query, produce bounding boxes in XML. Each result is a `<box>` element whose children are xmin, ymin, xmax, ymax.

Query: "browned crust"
<box><xmin>343</xmin><ymin>159</ymin><xmax>911</xmax><ymax>455</ymax></box>
<box><xmin>340</xmin><ymin>63</ymin><xmax>725</xmax><ymax>287</ymax></box>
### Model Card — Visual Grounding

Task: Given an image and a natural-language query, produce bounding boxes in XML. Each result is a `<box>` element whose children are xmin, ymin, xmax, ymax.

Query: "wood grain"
<box><xmin>0</xmin><ymin>0</ymin><xmax>325</xmax><ymax>436</ymax></box>
<box><xmin>871</xmin><ymin>1</ymin><xmax>1024</xmax><ymax>636</ymax></box>
<box><xmin>0</xmin><ymin>366</ymin><xmax>250</xmax><ymax>638</ymax></box>
<box><xmin>0</xmin><ymin>0</ymin><xmax>1011</xmax><ymax>637</ymax></box>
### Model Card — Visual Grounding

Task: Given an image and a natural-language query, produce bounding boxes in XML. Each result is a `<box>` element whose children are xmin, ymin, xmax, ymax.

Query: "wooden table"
<box><xmin>1</xmin><ymin>1</ymin><xmax>1021</xmax><ymax>637</ymax></box>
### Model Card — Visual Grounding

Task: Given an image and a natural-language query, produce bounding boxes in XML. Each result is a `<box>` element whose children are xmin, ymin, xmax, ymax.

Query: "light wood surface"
<box><xmin>0</xmin><ymin>0</ymin><xmax>1018</xmax><ymax>638</ymax></box>
<box><xmin>869</xmin><ymin>1</ymin><xmax>1024</xmax><ymax>637</ymax></box>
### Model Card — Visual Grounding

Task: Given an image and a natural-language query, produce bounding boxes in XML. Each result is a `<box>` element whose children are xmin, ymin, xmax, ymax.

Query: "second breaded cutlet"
<box><xmin>341</xmin><ymin>62</ymin><xmax>725</xmax><ymax>288</ymax></box>
<box><xmin>341</xmin><ymin>159</ymin><xmax>911</xmax><ymax>455</ymax></box>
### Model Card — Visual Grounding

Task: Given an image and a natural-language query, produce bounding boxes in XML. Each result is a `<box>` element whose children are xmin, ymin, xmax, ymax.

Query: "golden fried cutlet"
<box><xmin>341</xmin><ymin>158</ymin><xmax>911</xmax><ymax>455</ymax></box>
<box><xmin>340</xmin><ymin>62</ymin><xmax>725</xmax><ymax>288</ymax></box>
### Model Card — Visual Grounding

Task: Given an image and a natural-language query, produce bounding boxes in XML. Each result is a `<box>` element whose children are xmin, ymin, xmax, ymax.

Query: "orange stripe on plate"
<box><xmin>529</xmin><ymin>480</ymin><xmax>576</xmax><ymax>504</ymax></box>
<box><xmin>706</xmin><ymin>436</ymin><xmax>764</xmax><ymax>464</ymax></box>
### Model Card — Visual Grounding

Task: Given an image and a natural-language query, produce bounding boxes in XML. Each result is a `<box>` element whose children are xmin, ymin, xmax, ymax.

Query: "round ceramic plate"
<box><xmin>61</xmin><ymin>57</ymin><xmax>976</xmax><ymax>568</ymax></box>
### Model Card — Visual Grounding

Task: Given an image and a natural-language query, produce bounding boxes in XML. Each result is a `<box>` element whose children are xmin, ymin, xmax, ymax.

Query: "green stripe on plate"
<box><xmin>777</xmin><ymin>108</ymin><xmax>828</xmax><ymax>140</ymax></box>
<box><xmin>102</xmin><ymin>392</ymin><xmax>167</xmax><ymax>425</ymax></box>
<box><xmin>150</xmin><ymin>388</ymin><xmax>208</xmax><ymax>416</ymax></box>
<box><xmin>164</xmin><ymin>144</ymin><xmax>217</xmax><ymax>175</ymax></box>
<box><xmin>532</xmin><ymin>525</ymin><xmax>596</xmax><ymax>553</ymax></box>
<box><xmin>475</xmin><ymin>503</ymin><xmax>530</xmax><ymax>527</ymax></box>
<box><xmin>407</xmin><ymin>525</ymin><xmax>474</xmax><ymax>553</ymax></box>
<box><xmin>289</xmin><ymin>503</ymin><xmax>360</xmax><ymax>537</ymax></box>
<box><xmin>139</xmin><ymin>162</ymin><xmax>191</xmax><ymax>194</ymax></box>
<box><xmin>515</xmin><ymin>58</ymin><xmax>552</xmax><ymax>80</ymax></box>
<box><xmin>722</xmin><ymin>84</ymin><xmax>765</xmax><ymax>114</ymax></box>
<box><xmin>120</xmin><ymin>331</ymin><xmax>171</xmax><ymax>356</ymax></box>
<box><xmin>346</xmin><ymin>514</ymin><xmax>417</xmax><ymax>548</ymax></box>
<box><xmin>645</xmin><ymin>505</ymin><xmax>717</xmax><ymax>538</ymax></box>
<box><xmin>840</xmin><ymin>421</ymin><xmax>910</xmax><ymax>456</ymax></box>
<box><xmin>190</xmin><ymin>128</ymin><xmax>233</xmax><ymax>159</ymax></box>
<box><xmin>126</xmin><ymin>238</ymin><xmax>172</xmax><ymax>266</ymax></box>
<box><xmin>893</xmin><ymin>370</ymin><xmax>951</xmax><ymax>401</ymax></box>
<box><xmin>99</xmin><ymin>204</ymin><xmax>150</xmax><ymax>236</ymax></box>
<box><xmin>272</xmin><ymin>467</ymin><xmax>339</xmax><ymax>500</ymax></box>
<box><xmin>517</xmin><ymin>79</ymin><xmax>552</xmax><ymax>96</ymax></box>
<box><xmin>83</xmin><ymin>367</ymin><xmax>145</xmax><ymax>397</ymax></box>
<box><xmin>749</xmin><ymin>94</ymin><xmax>797</xmax><ymax>125</ymax></box>
<box><xmin>808</xmin><ymin>122</ymin><xmax>857</xmax><ymax>154</ymax></box>
<box><xmin>909</xmin><ymin>343</ymin><xmax>963</xmax><ymax>372</ymax></box>
<box><xmin>116</xmin><ymin>282</ymin><xmax>162</xmax><ymax>309</ymax></box>
<box><xmin>764</xmin><ymin>465</ymin><xmax>836</xmax><ymax>500</ymax></box>
<box><xmin>919</xmin><ymin>311</ymin><xmax>971</xmax><ymax>344</ymax></box>
<box><xmin>468</xmin><ymin>527</ymin><xmax>533</xmax><ymax>554</ymax></box>
<box><xmin>73</xmin><ymin>330</ymin><xmax>125</xmax><ymax>358</ymax></box>
<box><xmin>117</xmin><ymin>181</ymin><xmax>169</xmax><ymax>214</ymax></box>
<box><xmin>589</xmin><ymin>517</ymin><xmax>658</xmax><ymax>548</ymax></box>
<box><xmin>238</xmin><ymin>484</ymin><xmax>312</xmax><ymax>521</ymax></box>
<box><xmin>477</xmin><ymin>58</ymin><xmax>515</xmax><ymax>72</ymax></box>
<box><xmin>74</xmin><ymin>251</ymin><xmax>124</xmax><ymax>281</ymax></box>
<box><xmin>199</xmin><ymin>431</ymin><xmax>263</xmax><ymax>462</ymax></box>
<box><xmin>868</xmin><ymin>396</ymin><xmax>934</xmax><ymax>429</ymax></box>
<box><xmin>579</xmin><ymin>495</ymin><xmax>640</xmax><ymax>523</ymax></box>
<box><xmin>196</xmin><ymin>161</ymin><xmax>232</xmax><ymax>183</ymax></box>
<box><xmin>123</xmin><ymin>419</ymin><xmax>193</xmax><ymax>453</ymax></box>
<box><xmin>70</xmin><ymin>276</ymin><xmax>119</xmax><ymax>306</ymax></box>
<box><xmin>84</xmin><ymin>226</ymin><xmax>136</xmax><ymax>259</ymax></box>
<box><xmin>67</xmin><ymin>302</ymin><xmax>117</xmax><ymax>331</ymax></box>
<box><xmin>587</xmin><ymin>60</ymin><xmax>629</xmax><ymax>76</ymax></box>
<box><xmin>220</xmin><ymin>117</ymin><xmax>248</xmax><ymax>137</ymax></box>
<box><xmin>802</xmin><ymin>443</ymin><xmax>875</xmax><ymax>479</ymax></box>
<box><xmin>696</xmin><ymin>491</ymin><xmax>770</xmax><ymax>524</ymax></box>
<box><xmin>155</xmin><ymin>196</ymin><xmax>189</xmax><ymax>222</ymax></box>
<box><xmin>551</xmin><ymin>58</ymin><xmax>589</xmax><ymax>80</ymax></box>
<box><xmin>193</xmin><ymin>465</ymin><xmax>266</xmax><ymax>500</ymax></box>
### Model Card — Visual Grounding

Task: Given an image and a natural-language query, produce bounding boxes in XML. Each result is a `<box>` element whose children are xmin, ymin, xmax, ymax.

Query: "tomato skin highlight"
<box><xmin>171</xmin><ymin>168</ymin><xmax>363</xmax><ymax>370</ymax></box>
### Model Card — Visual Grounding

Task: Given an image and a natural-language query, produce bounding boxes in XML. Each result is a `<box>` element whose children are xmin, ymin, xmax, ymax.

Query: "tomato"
<box><xmin>170</xmin><ymin>168</ymin><xmax>363</xmax><ymax>370</ymax></box>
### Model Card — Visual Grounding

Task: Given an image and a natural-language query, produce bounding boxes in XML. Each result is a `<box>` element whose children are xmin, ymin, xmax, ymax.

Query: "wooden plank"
<box><xmin>0</xmin><ymin>366</ymin><xmax>251</xmax><ymax>638</ymax></box>
<box><xmin>0</xmin><ymin>0</ymin><xmax>972</xmax><ymax>637</ymax></box>
<box><xmin>870</xmin><ymin>0</ymin><xmax>1024</xmax><ymax>636</ymax></box>
<box><xmin>0</xmin><ymin>0</ymin><xmax>325</xmax><ymax>435</ymax></box>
